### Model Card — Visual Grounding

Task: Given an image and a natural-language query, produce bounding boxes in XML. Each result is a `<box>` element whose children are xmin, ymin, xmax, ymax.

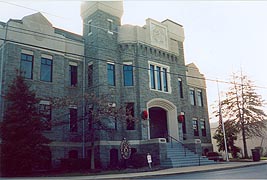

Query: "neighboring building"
<box><xmin>211</xmin><ymin>121</ymin><xmax>267</xmax><ymax>158</ymax></box>
<box><xmin>0</xmin><ymin>1</ymin><xmax>213</xmax><ymax>169</ymax></box>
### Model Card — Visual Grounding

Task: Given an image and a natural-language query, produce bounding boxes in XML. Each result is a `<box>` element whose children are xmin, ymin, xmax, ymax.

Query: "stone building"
<box><xmin>0</xmin><ymin>1</ymin><xmax>213</xmax><ymax>169</ymax></box>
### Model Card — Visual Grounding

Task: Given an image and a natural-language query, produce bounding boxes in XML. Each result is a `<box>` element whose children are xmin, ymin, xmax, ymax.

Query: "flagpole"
<box><xmin>217</xmin><ymin>80</ymin><xmax>229</xmax><ymax>162</ymax></box>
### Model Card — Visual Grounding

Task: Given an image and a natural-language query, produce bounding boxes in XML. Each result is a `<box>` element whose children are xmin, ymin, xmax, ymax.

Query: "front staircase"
<box><xmin>161</xmin><ymin>142</ymin><xmax>215</xmax><ymax>168</ymax></box>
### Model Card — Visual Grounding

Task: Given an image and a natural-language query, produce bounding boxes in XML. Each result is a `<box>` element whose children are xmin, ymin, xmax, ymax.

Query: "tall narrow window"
<box><xmin>182</xmin><ymin>114</ymin><xmax>186</xmax><ymax>134</ymax></box>
<box><xmin>123</xmin><ymin>64</ymin><xmax>133</xmax><ymax>86</ymax></box>
<box><xmin>107</xmin><ymin>19</ymin><xmax>113</xmax><ymax>34</ymax></box>
<box><xmin>126</xmin><ymin>103</ymin><xmax>135</xmax><ymax>130</ymax></box>
<box><xmin>189</xmin><ymin>89</ymin><xmax>196</xmax><ymax>106</ymax></box>
<box><xmin>192</xmin><ymin>119</ymin><xmax>199</xmax><ymax>136</ymax></box>
<box><xmin>156</xmin><ymin>66</ymin><xmax>162</xmax><ymax>91</ymax></box>
<box><xmin>70</xmin><ymin>108</ymin><xmax>78</xmax><ymax>132</ymax></box>
<box><xmin>39</xmin><ymin>101</ymin><xmax>51</xmax><ymax>131</ymax></box>
<box><xmin>197</xmin><ymin>89</ymin><xmax>204</xmax><ymax>107</ymax></box>
<box><xmin>20</xmin><ymin>53</ymin><xmax>33</xmax><ymax>79</ymax></box>
<box><xmin>162</xmin><ymin>68</ymin><xmax>168</xmax><ymax>92</ymax></box>
<box><xmin>200</xmin><ymin>119</ymin><xmax>206</xmax><ymax>136</ymax></box>
<box><xmin>88</xmin><ymin>64</ymin><xmax>93</xmax><ymax>87</ymax></box>
<box><xmin>88</xmin><ymin>20</ymin><xmax>92</xmax><ymax>35</ymax></box>
<box><xmin>69</xmin><ymin>64</ymin><xmax>77</xmax><ymax>87</ymax></box>
<box><xmin>40</xmin><ymin>57</ymin><xmax>52</xmax><ymax>82</ymax></box>
<box><xmin>178</xmin><ymin>78</ymin><xmax>183</xmax><ymax>98</ymax></box>
<box><xmin>150</xmin><ymin>64</ymin><xmax>155</xmax><ymax>89</ymax></box>
<box><xmin>107</xmin><ymin>63</ymin><xmax>115</xmax><ymax>86</ymax></box>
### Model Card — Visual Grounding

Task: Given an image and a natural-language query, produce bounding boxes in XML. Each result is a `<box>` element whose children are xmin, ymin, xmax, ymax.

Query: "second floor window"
<box><xmin>40</xmin><ymin>57</ymin><xmax>53</xmax><ymax>82</ymax></box>
<box><xmin>69</xmin><ymin>65</ymin><xmax>78</xmax><ymax>87</ymax></box>
<box><xmin>197</xmin><ymin>89</ymin><xmax>204</xmax><ymax>107</ymax></box>
<box><xmin>189</xmin><ymin>89</ymin><xmax>196</xmax><ymax>106</ymax></box>
<box><xmin>178</xmin><ymin>78</ymin><xmax>183</xmax><ymax>98</ymax></box>
<box><xmin>149</xmin><ymin>62</ymin><xmax>170</xmax><ymax>92</ymax></box>
<box><xmin>107</xmin><ymin>63</ymin><xmax>115</xmax><ymax>86</ymax></box>
<box><xmin>123</xmin><ymin>64</ymin><xmax>133</xmax><ymax>86</ymax></box>
<box><xmin>20</xmin><ymin>53</ymin><xmax>33</xmax><ymax>79</ymax></box>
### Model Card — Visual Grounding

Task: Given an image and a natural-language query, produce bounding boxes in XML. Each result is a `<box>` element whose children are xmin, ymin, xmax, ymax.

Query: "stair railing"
<box><xmin>166</xmin><ymin>134</ymin><xmax>187</xmax><ymax>157</ymax></box>
<box><xmin>166</xmin><ymin>134</ymin><xmax>203</xmax><ymax>166</ymax></box>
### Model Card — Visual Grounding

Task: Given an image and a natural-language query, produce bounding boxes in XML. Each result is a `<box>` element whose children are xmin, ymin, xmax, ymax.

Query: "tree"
<box><xmin>213</xmin><ymin>120</ymin><xmax>240</xmax><ymax>158</ymax></box>
<box><xmin>0</xmin><ymin>74</ymin><xmax>51</xmax><ymax>176</ymax></box>
<box><xmin>218</xmin><ymin>73</ymin><xmax>267</xmax><ymax>158</ymax></box>
<box><xmin>50</xmin><ymin>93</ymin><xmax>140</xmax><ymax>170</ymax></box>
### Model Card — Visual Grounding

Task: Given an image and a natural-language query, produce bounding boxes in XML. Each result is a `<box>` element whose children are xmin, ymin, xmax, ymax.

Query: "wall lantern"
<box><xmin>142</xmin><ymin>110</ymin><xmax>148</xmax><ymax>120</ymax></box>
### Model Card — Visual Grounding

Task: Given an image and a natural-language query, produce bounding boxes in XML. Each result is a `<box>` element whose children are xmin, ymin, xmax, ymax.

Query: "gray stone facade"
<box><xmin>0</xmin><ymin>1</ymin><xmax>213</xmax><ymax>170</ymax></box>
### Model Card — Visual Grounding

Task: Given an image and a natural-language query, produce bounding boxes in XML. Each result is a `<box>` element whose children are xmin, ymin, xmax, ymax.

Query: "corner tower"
<box><xmin>80</xmin><ymin>1</ymin><xmax>123</xmax><ymax>95</ymax></box>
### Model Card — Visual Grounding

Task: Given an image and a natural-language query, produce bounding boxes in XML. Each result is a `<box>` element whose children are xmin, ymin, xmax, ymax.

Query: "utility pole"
<box><xmin>217</xmin><ymin>80</ymin><xmax>229</xmax><ymax>162</ymax></box>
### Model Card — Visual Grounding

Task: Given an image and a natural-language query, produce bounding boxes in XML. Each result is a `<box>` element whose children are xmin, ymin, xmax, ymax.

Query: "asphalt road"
<box><xmin>136</xmin><ymin>164</ymin><xmax>267</xmax><ymax>179</ymax></box>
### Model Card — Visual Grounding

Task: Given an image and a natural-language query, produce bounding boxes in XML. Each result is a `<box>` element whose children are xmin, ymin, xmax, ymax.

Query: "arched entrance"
<box><xmin>147</xmin><ymin>98</ymin><xmax>179</xmax><ymax>141</ymax></box>
<box><xmin>149</xmin><ymin>107</ymin><xmax>168</xmax><ymax>139</ymax></box>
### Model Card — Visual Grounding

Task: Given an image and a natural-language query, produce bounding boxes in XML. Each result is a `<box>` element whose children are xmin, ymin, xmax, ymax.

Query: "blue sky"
<box><xmin>1</xmin><ymin>0</ymin><xmax>267</xmax><ymax>122</ymax></box>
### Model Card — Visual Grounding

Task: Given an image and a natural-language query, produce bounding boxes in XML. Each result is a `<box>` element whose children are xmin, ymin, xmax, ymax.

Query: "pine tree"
<box><xmin>219</xmin><ymin>73</ymin><xmax>267</xmax><ymax>158</ymax></box>
<box><xmin>0</xmin><ymin>74</ymin><xmax>51</xmax><ymax>176</ymax></box>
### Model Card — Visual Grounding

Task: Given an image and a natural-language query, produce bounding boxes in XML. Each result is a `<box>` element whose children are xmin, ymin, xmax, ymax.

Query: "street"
<box><xmin>135</xmin><ymin>164</ymin><xmax>267</xmax><ymax>179</ymax></box>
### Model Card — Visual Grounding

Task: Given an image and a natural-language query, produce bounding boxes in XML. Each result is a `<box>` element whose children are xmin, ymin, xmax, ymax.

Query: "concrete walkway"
<box><xmin>2</xmin><ymin>160</ymin><xmax>267</xmax><ymax>180</ymax></box>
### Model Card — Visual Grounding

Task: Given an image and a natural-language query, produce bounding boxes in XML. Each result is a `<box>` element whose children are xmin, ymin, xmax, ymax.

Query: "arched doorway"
<box><xmin>149</xmin><ymin>107</ymin><xmax>168</xmax><ymax>139</ymax></box>
<box><xmin>147</xmin><ymin>98</ymin><xmax>179</xmax><ymax>141</ymax></box>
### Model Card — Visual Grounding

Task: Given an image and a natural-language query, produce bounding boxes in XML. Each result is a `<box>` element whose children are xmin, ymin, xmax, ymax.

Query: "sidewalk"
<box><xmin>2</xmin><ymin>160</ymin><xmax>267</xmax><ymax>180</ymax></box>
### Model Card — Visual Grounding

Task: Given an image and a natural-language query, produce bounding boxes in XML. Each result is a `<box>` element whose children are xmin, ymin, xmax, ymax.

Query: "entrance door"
<box><xmin>149</xmin><ymin>107</ymin><xmax>168</xmax><ymax>139</ymax></box>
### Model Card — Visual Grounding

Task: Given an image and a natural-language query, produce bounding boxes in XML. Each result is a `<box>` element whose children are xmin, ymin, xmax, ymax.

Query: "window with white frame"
<box><xmin>149</xmin><ymin>62</ymin><xmax>170</xmax><ymax>93</ymax></box>
<box><xmin>197</xmin><ymin>89</ymin><xmax>204</xmax><ymax>107</ymax></box>
<box><xmin>69</xmin><ymin>62</ymin><xmax>78</xmax><ymax>87</ymax></box>
<box><xmin>189</xmin><ymin>88</ymin><xmax>196</xmax><ymax>106</ymax></box>
<box><xmin>107</xmin><ymin>19</ymin><xmax>113</xmax><ymax>34</ymax></box>
<box><xmin>192</xmin><ymin>119</ymin><xmax>199</xmax><ymax>136</ymax></box>
<box><xmin>88</xmin><ymin>20</ymin><xmax>92</xmax><ymax>35</ymax></box>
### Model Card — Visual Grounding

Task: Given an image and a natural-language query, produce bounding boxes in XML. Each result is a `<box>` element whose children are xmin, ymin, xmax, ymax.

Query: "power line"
<box><xmin>1</xmin><ymin>37</ymin><xmax>267</xmax><ymax>90</ymax></box>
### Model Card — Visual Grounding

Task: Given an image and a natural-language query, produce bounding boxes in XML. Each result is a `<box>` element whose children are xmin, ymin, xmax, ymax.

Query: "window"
<box><xmin>192</xmin><ymin>119</ymin><xmax>199</xmax><ymax>136</ymax></box>
<box><xmin>88</xmin><ymin>64</ymin><xmax>93</xmax><ymax>87</ymax></box>
<box><xmin>178</xmin><ymin>78</ymin><xmax>183</xmax><ymax>98</ymax></box>
<box><xmin>107</xmin><ymin>19</ymin><xmax>113</xmax><ymax>34</ymax></box>
<box><xmin>39</xmin><ymin>101</ymin><xmax>51</xmax><ymax>130</ymax></box>
<box><xmin>69</xmin><ymin>64</ymin><xmax>77</xmax><ymax>87</ymax></box>
<box><xmin>182</xmin><ymin>113</ymin><xmax>186</xmax><ymax>134</ymax></box>
<box><xmin>197</xmin><ymin>89</ymin><xmax>204</xmax><ymax>107</ymax></box>
<box><xmin>69</xmin><ymin>108</ymin><xmax>78</xmax><ymax>132</ymax></box>
<box><xmin>123</xmin><ymin>64</ymin><xmax>133</xmax><ymax>86</ymax></box>
<box><xmin>107</xmin><ymin>63</ymin><xmax>115</xmax><ymax>86</ymax></box>
<box><xmin>40</xmin><ymin>56</ymin><xmax>53</xmax><ymax>82</ymax></box>
<box><xmin>150</xmin><ymin>65</ymin><xmax>156</xmax><ymax>89</ymax></box>
<box><xmin>189</xmin><ymin>89</ymin><xmax>196</xmax><ymax>106</ymax></box>
<box><xmin>149</xmin><ymin>62</ymin><xmax>170</xmax><ymax>92</ymax></box>
<box><xmin>20</xmin><ymin>53</ymin><xmax>33</xmax><ymax>79</ymax></box>
<box><xmin>88</xmin><ymin>20</ymin><xmax>92</xmax><ymax>35</ymax></box>
<box><xmin>200</xmin><ymin>119</ymin><xmax>206</xmax><ymax>136</ymax></box>
<box><xmin>162</xmin><ymin>68</ymin><xmax>168</xmax><ymax>92</ymax></box>
<box><xmin>126</xmin><ymin>103</ymin><xmax>135</xmax><ymax>130</ymax></box>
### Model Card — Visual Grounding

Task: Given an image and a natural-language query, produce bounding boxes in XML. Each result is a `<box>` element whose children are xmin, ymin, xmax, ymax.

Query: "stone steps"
<box><xmin>161</xmin><ymin>143</ymin><xmax>215</xmax><ymax>168</ymax></box>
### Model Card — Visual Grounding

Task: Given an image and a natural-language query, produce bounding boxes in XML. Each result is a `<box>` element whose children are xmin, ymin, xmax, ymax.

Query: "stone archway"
<box><xmin>147</xmin><ymin>98</ymin><xmax>179</xmax><ymax>140</ymax></box>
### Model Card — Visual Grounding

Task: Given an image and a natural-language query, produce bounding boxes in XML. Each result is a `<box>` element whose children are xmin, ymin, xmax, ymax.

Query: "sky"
<box><xmin>0</xmin><ymin>0</ymin><xmax>267</xmax><ymax>122</ymax></box>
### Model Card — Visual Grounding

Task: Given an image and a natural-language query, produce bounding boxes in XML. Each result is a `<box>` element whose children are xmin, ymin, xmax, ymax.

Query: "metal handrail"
<box><xmin>166</xmin><ymin>134</ymin><xmax>202</xmax><ymax>166</ymax></box>
<box><xmin>166</xmin><ymin>134</ymin><xmax>187</xmax><ymax>157</ymax></box>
